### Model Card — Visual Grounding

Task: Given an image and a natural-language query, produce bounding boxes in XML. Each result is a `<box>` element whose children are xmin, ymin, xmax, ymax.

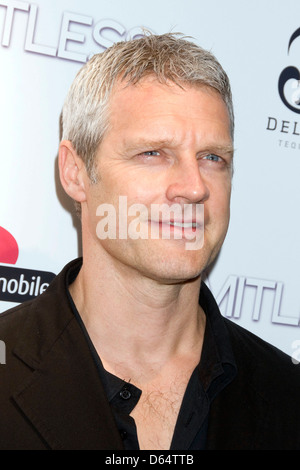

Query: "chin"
<box><xmin>140</xmin><ymin>248</ymin><xmax>211</xmax><ymax>284</ymax></box>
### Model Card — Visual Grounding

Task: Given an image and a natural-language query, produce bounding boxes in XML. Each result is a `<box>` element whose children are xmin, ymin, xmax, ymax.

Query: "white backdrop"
<box><xmin>0</xmin><ymin>0</ymin><xmax>299</xmax><ymax>358</ymax></box>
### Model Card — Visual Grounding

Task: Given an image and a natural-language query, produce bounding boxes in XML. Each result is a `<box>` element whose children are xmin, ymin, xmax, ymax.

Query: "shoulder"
<box><xmin>224</xmin><ymin>317</ymin><xmax>294</xmax><ymax>364</ymax></box>
<box><xmin>0</xmin><ymin>298</ymin><xmax>35</xmax><ymax>340</ymax></box>
<box><xmin>201</xmin><ymin>280</ymin><xmax>300</xmax><ymax>382</ymax></box>
<box><xmin>201</xmin><ymin>280</ymin><xmax>299</xmax><ymax>378</ymax></box>
<box><xmin>223</xmin><ymin>317</ymin><xmax>300</xmax><ymax>395</ymax></box>
<box><xmin>0</xmin><ymin>258</ymin><xmax>81</xmax><ymax>350</ymax></box>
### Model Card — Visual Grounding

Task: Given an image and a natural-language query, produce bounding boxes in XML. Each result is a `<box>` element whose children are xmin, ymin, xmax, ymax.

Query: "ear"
<box><xmin>58</xmin><ymin>140</ymin><xmax>87</xmax><ymax>203</ymax></box>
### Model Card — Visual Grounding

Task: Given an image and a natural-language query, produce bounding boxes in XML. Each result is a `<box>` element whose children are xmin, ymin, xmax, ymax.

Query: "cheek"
<box><xmin>207</xmin><ymin>183</ymin><xmax>231</xmax><ymax>222</ymax></box>
<box><xmin>100</xmin><ymin>165</ymin><xmax>155</xmax><ymax>200</ymax></box>
<box><xmin>116</xmin><ymin>174</ymin><xmax>164</xmax><ymax>206</ymax></box>
<box><xmin>217</xmin><ymin>190</ymin><xmax>231</xmax><ymax>216</ymax></box>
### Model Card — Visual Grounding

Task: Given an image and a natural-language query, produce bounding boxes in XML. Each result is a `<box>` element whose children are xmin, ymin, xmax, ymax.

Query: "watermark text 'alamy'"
<box><xmin>95</xmin><ymin>196</ymin><xmax>204</xmax><ymax>251</ymax></box>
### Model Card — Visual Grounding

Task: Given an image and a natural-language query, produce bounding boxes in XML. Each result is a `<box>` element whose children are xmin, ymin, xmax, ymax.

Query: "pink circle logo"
<box><xmin>0</xmin><ymin>227</ymin><xmax>19</xmax><ymax>264</ymax></box>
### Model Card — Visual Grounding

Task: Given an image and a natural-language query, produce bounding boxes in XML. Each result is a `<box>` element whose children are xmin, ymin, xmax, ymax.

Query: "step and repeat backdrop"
<box><xmin>0</xmin><ymin>0</ymin><xmax>299</xmax><ymax>358</ymax></box>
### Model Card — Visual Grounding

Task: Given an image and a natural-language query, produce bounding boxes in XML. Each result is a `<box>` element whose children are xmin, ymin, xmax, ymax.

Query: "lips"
<box><xmin>152</xmin><ymin>218</ymin><xmax>202</xmax><ymax>228</ymax></box>
<box><xmin>167</xmin><ymin>221</ymin><xmax>199</xmax><ymax>229</ymax></box>
<box><xmin>149</xmin><ymin>219</ymin><xmax>203</xmax><ymax>239</ymax></box>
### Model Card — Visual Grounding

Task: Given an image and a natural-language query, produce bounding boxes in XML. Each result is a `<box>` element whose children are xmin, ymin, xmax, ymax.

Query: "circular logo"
<box><xmin>0</xmin><ymin>226</ymin><xmax>19</xmax><ymax>264</ymax></box>
<box><xmin>279</xmin><ymin>28</ymin><xmax>300</xmax><ymax>113</ymax></box>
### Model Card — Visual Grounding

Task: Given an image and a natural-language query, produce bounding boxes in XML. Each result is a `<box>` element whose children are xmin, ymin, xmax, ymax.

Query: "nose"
<box><xmin>166</xmin><ymin>157</ymin><xmax>210</xmax><ymax>204</ymax></box>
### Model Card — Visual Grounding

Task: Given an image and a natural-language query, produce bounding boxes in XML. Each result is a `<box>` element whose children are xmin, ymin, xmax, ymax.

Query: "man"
<box><xmin>0</xmin><ymin>33</ymin><xmax>299</xmax><ymax>450</ymax></box>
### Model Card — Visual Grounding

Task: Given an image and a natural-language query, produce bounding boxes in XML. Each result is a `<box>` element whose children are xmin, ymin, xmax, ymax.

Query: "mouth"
<box><xmin>167</xmin><ymin>221</ymin><xmax>199</xmax><ymax>229</ymax></box>
<box><xmin>148</xmin><ymin>219</ymin><xmax>203</xmax><ymax>239</ymax></box>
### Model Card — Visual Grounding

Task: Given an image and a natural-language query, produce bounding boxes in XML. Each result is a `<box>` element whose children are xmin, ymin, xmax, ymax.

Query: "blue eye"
<box><xmin>142</xmin><ymin>150</ymin><xmax>160</xmax><ymax>156</ymax></box>
<box><xmin>203</xmin><ymin>154</ymin><xmax>221</xmax><ymax>162</ymax></box>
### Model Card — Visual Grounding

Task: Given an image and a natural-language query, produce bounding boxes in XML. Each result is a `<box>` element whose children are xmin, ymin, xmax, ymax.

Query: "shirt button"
<box><xmin>120</xmin><ymin>388</ymin><xmax>131</xmax><ymax>400</ymax></box>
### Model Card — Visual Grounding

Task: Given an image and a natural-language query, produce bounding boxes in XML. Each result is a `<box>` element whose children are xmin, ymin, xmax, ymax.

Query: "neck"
<box><xmin>69</xmin><ymin>250</ymin><xmax>206</xmax><ymax>381</ymax></box>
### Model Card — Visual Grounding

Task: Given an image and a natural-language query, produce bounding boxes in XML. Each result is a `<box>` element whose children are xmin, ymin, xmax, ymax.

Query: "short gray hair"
<box><xmin>61</xmin><ymin>32</ymin><xmax>234</xmax><ymax>212</ymax></box>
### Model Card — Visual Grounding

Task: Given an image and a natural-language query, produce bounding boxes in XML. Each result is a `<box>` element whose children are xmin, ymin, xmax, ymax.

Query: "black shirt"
<box><xmin>66</xmin><ymin>263</ymin><xmax>237</xmax><ymax>450</ymax></box>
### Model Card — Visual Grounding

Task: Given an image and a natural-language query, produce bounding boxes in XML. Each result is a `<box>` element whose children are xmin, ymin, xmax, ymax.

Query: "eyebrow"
<box><xmin>201</xmin><ymin>144</ymin><xmax>235</xmax><ymax>156</ymax></box>
<box><xmin>123</xmin><ymin>139</ymin><xmax>234</xmax><ymax>155</ymax></box>
<box><xmin>123</xmin><ymin>139</ymin><xmax>176</xmax><ymax>153</ymax></box>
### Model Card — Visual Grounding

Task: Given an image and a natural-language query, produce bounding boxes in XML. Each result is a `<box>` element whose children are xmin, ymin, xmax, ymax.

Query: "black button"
<box><xmin>120</xmin><ymin>388</ymin><xmax>131</xmax><ymax>400</ymax></box>
<box><xmin>120</xmin><ymin>430</ymin><xmax>127</xmax><ymax>440</ymax></box>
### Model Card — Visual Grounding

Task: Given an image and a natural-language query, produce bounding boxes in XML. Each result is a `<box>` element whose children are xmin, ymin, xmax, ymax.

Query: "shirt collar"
<box><xmin>65</xmin><ymin>260</ymin><xmax>237</xmax><ymax>403</ymax></box>
<box><xmin>198</xmin><ymin>281</ymin><xmax>237</xmax><ymax>399</ymax></box>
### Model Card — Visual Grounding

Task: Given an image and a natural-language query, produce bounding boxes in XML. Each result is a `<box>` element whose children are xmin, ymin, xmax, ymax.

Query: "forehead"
<box><xmin>106</xmin><ymin>77</ymin><xmax>232</xmax><ymax>147</ymax></box>
<box><xmin>110</xmin><ymin>76</ymin><xmax>225</xmax><ymax>110</ymax></box>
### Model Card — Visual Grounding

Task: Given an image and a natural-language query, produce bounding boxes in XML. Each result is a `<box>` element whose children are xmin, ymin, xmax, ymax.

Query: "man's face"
<box><xmin>82</xmin><ymin>77</ymin><xmax>233</xmax><ymax>283</ymax></box>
